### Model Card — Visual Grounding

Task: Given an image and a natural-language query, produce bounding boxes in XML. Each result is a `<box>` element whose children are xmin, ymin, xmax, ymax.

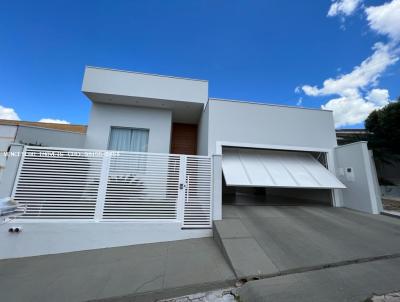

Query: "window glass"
<box><xmin>108</xmin><ymin>127</ymin><xmax>149</xmax><ymax>152</ymax></box>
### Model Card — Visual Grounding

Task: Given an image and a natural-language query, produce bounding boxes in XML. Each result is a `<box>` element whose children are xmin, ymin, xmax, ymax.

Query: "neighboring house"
<box><xmin>0</xmin><ymin>120</ymin><xmax>86</xmax><ymax>180</ymax></box>
<box><xmin>336</xmin><ymin>129</ymin><xmax>368</xmax><ymax>146</ymax></box>
<box><xmin>0</xmin><ymin>66</ymin><xmax>382</xmax><ymax>259</ymax></box>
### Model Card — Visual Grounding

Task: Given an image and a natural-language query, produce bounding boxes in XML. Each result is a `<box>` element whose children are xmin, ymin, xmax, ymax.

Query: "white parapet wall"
<box><xmin>0</xmin><ymin>221</ymin><xmax>211</xmax><ymax>259</ymax></box>
<box><xmin>82</xmin><ymin>66</ymin><xmax>208</xmax><ymax>105</ymax></box>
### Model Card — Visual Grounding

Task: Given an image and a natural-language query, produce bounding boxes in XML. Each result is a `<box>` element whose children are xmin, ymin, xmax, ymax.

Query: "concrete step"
<box><xmin>213</xmin><ymin>219</ymin><xmax>279</xmax><ymax>280</ymax></box>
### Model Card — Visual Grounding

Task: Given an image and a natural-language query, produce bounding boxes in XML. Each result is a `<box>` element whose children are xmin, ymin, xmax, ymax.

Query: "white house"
<box><xmin>0</xmin><ymin>66</ymin><xmax>382</xmax><ymax>259</ymax></box>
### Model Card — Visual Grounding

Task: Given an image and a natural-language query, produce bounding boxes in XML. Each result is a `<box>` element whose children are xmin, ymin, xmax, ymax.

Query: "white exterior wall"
<box><xmin>83</xmin><ymin>66</ymin><xmax>208</xmax><ymax>104</ymax></box>
<box><xmin>197</xmin><ymin>102</ymin><xmax>209</xmax><ymax>156</ymax></box>
<box><xmin>0</xmin><ymin>144</ymin><xmax>24</xmax><ymax>197</ymax></box>
<box><xmin>0</xmin><ymin>125</ymin><xmax>17</xmax><ymax>179</ymax></box>
<box><xmin>85</xmin><ymin>103</ymin><xmax>172</xmax><ymax>153</ymax></box>
<box><xmin>0</xmin><ymin>125</ymin><xmax>85</xmax><ymax>150</ymax></box>
<box><xmin>335</xmin><ymin>142</ymin><xmax>382</xmax><ymax>214</ymax></box>
<box><xmin>207</xmin><ymin>99</ymin><xmax>337</xmax><ymax>155</ymax></box>
<box><xmin>0</xmin><ymin>125</ymin><xmax>85</xmax><ymax>183</ymax></box>
<box><xmin>15</xmin><ymin>126</ymin><xmax>85</xmax><ymax>148</ymax></box>
<box><xmin>0</xmin><ymin>221</ymin><xmax>211</xmax><ymax>259</ymax></box>
<box><xmin>0</xmin><ymin>125</ymin><xmax>17</xmax><ymax>150</ymax></box>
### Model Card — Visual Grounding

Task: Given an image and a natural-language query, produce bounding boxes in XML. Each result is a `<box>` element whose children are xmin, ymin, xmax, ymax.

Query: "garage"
<box><xmin>221</xmin><ymin>147</ymin><xmax>346</xmax><ymax>206</ymax></box>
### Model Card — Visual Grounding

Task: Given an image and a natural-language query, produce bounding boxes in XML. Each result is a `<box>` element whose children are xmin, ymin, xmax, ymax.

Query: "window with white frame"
<box><xmin>108</xmin><ymin>127</ymin><xmax>149</xmax><ymax>152</ymax></box>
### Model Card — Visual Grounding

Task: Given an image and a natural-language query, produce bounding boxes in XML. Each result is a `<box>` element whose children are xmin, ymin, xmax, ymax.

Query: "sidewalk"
<box><xmin>0</xmin><ymin>238</ymin><xmax>235</xmax><ymax>302</ymax></box>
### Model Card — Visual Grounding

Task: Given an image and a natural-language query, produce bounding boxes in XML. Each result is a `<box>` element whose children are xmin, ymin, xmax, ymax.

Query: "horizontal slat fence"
<box><xmin>103</xmin><ymin>152</ymin><xmax>181</xmax><ymax>220</ymax></box>
<box><xmin>12</xmin><ymin>146</ymin><xmax>212</xmax><ymax>228</ymax></box>
<box><xmin>13</xmin><ymin>147</ymin><xmax>102</xmax><ymax>219</ymax></box>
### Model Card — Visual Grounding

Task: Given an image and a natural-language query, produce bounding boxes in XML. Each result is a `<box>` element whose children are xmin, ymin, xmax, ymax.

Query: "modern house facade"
<box><xmin>83</xmin><ymin>66</ymin><xmax>337</xmax><ymax>156</ymax></box>
<box><xmin>0</xmin><ymin>66</ymin><xmax>382</xmax><ymax>259</ymax></box>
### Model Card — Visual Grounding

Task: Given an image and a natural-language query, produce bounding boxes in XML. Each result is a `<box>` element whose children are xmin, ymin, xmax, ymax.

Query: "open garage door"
<box><xmin>222</xmin><ymin>148</ymin><xmax>345</xmax><ymax>189</ymax></box>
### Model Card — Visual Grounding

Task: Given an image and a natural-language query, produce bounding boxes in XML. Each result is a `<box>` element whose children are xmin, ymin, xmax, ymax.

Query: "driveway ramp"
<box><xmin>214</xmin><ymin>205</ymin><xmax>400</xmax><ymax>280</ymax></box>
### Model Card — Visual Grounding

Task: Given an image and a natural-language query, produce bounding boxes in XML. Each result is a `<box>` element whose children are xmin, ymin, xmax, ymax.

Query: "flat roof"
<box><xmin>336</xmin><ymin>129</ymin><xmax>367</xmax><ymax>133</ymax></box>
<box><xmin>0</xmin><ymin>119</ymin><xmax>87</xmax><ymax>134</ymax></box>
<box><xmin>209</xmin><ymin>97</ymin><xmax>333</xmax><ymax>112</ymax></box>
<box><xmin>85</xmin><ymin>66</ymin><xmax>208</xmax><ymax>83</ymax></box>
<box><xmin>84</xmin><ymin>67</ymin><xmax>331</xmax><ymax>113</ymax></box>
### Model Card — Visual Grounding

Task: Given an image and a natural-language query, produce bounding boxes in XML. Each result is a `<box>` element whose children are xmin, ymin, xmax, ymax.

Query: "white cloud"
<box><xmin>366</xmin><ymin>88</ymin><xmax>391</xmax><ymax>106</ymax></box>
<box><xmin>322</xmin><ymin>96</ymin><xmax>378</xmax><ymax>127</ymax></box>
<box><xmin>296</xmin><ymin>97</ymin><xmax>303</xmax><ymax>106</ymax></box>
<box><xmin>365</xmin><ymin>0</ymin><xmax>400</xmax><ymax>42</ymax></box>
<box><xmin>0</xmin><ymin>105</ymin><xmax>20</xmax><ymax>120</ymax></box>
<box><xmin>301</xmin><ymin>85</ymin><xmax>320</xmax><ymax>96</ymax></box>
<box><xmin>327</xmin><ymin>0</ymin><xmax>362</xmax><ymax>17</ymax></box>
<box><xmin>300</xmin><ymin>43</ymin><xmax>397</xmax><ymax>127</ymax></box>
<box><xmin>38</xmin><ymin>118</ymin><xmax>70</xmax><ymax>124</ymax></box>
<box><xmin>302</xmin><ymin>43</ymin><xmax>398</xmax><ymax>97</ymax></box>
<box><xmin>321</xmin><ymin>89</ymin><xmax>391</xmax><ymax>127</ymax></box>
<box><xmin>305</xmin><ymin>0</ymin><xmax>400</xmax><ymax>127</ymax></box>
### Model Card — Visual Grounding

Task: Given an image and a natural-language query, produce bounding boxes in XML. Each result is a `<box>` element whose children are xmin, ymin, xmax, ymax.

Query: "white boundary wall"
<box><xmin>0</xmin><ymin>221</ymin><xmax>211</xmax><ymax>259</ymax></box>
<box><xmin>334</xmin><ymin>142</ymin><xmax>382</xmax><ymax>214</ymax></box>
<box><xmin>0</xmin><ymin>146</ymin><xmax>213</xmax><ymax>259</ymax></box>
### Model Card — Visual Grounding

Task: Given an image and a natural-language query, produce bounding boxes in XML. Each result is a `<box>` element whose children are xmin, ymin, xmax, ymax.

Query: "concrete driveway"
<box><xmin>219</xmin><ymin>205</ymin><xmax>400</xmax><ymax>277</ymax></box>
<box><xmin>239</xmin><ymin>257</ymin><xmax>400</xmax><ymax>302</ymax></box>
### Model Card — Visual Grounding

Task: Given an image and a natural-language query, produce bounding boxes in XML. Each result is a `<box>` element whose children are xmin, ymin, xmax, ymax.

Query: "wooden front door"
<box><xmin>171</xmin><ymin>123</ymin><xmax>198</xmax><ymax>155</ymax></box>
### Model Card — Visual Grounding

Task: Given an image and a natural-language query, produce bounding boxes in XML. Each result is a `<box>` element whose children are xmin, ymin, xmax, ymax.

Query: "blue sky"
<box><xmin>0</xmin><ymin>0</ymin><xmax>399</xmax><ymax>128</ymax></box>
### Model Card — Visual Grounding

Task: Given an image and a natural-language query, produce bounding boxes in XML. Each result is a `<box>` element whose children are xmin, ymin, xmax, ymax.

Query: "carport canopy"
<box><xmin>222</xmin><ymin>148</ymin><xmax>346</xmax><ymax>189</ymax></box>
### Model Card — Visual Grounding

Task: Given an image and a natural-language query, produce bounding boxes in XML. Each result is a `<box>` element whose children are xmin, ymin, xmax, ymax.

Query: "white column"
<box><xmin>212</xmin><ymin>154</ymin><xmax>222</xmax><ymax>220</ymax></box>
<box><xmin>327</xmin><ymin>149</ymin><xmax>343</xmax><ymax>207</ymax></box>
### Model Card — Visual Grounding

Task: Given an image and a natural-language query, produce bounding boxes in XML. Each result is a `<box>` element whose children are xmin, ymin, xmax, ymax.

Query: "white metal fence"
<box><xmin>184</xmin><ymin>156</ymin><xmax>212</xmax><ymax>228</ymax></box>
<box><xmin>12</xmin><ymin>146</ymin><xmax>212</xmax><ymax>228</ymax></box>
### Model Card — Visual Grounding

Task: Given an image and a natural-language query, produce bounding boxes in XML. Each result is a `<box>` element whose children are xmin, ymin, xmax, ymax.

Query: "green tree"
<box><xmin>365</xmin><ymin>98</ymin><xmax>400</xmax><ymax>185</ymax></box>
<box><xmin>365</xmin><ymin>98</ymin><xmax>400</xmax><ymax>161</ymax></box>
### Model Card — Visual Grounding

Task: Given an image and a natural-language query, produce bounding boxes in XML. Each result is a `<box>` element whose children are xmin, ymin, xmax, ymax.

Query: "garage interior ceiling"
<box><xmin>222</xmin><ymin>148</ymin><xmax>346</xmax><ymax>189</ymax></box>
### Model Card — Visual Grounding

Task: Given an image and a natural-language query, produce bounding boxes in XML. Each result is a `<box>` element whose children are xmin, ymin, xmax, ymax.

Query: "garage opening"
<box><xmin>221</xmin><ymin>147</ymin><xmax>345</xmax><ymax>206</ymax></box>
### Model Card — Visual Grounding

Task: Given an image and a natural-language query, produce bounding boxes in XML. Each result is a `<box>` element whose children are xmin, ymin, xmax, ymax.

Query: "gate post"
<box><xmin>212</xmin><ymin>154</ymin><xmax>222</xmax><ymax>221</ymax></box>
<box><xmin>177</xmin><ymin>155</ymin><xmax>187</xmax><ymax>225</ymax></box>
<box><xmin>94</xmin><ymin>153</ymin><xmax>111</xmax><ymax>221</ymax></box>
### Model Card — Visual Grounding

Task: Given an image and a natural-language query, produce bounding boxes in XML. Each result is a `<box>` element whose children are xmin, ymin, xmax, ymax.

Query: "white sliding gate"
<box><xmin>12</xmin><ymin>146</ymin><xmax>212</xmax><ymax>228</ymax></box>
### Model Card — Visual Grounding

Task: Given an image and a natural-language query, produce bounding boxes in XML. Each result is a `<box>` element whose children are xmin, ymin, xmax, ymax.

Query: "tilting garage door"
<box><xmin>222</xmin><ymin>148</ymin><xmax>345</xmax><ymax>189</ymax></box>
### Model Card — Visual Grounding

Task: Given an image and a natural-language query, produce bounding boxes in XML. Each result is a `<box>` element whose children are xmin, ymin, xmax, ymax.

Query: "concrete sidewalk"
<box><xmin>0</xmin><ymin>238</ymin><xmax>235</xmax><ymax>302</ymax></box>
<box><xmin>239</xmin><ymin>257</ymin><xmax>400</xmax><ymax>302</ymax></box>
